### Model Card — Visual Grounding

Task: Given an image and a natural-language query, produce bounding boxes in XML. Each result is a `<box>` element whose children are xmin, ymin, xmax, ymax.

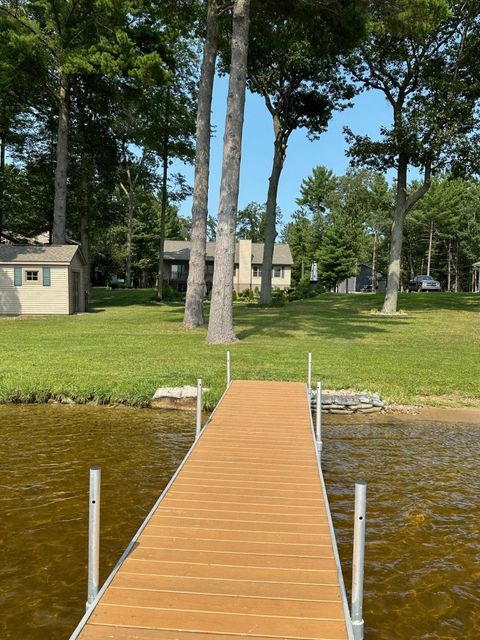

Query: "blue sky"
<box><xmin>172</xmin><ymin>74</ymin><xmax>393</xmax><ymax>224</ymax></box>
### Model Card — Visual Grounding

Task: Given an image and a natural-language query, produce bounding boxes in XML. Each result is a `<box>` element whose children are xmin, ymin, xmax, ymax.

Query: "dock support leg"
<box><xmin>196</xmin><ymin>378</ymin><xmax>203</xmax><ymax>440</ymax></box>
<box><xmin>87</xmin><ymin>466</ymin><xmax>101</xmax><ymax>610</ymax></box>
<box><xmin>316</xmin><ymin>381</ymin><xmax>323</xmax><ymax>453</ymax></box>
<box><xmin>351</xmin><ymin>481</ymin><xmax>367</xmax><ymax>640</ymax></box>
<box><xmin>307</xmin><ymin>352</ymin><xmax>312</xmax><ymax>396</ymax></box>
<box><xmin>226</xmin><ymin>351</ymin><xmax>231</xmax><ymax>388</ymax></box>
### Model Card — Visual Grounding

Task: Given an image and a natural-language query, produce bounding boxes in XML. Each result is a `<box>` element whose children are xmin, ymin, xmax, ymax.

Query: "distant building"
<box><xmin>337</xmin><ymin>264</ymin><xmax>386</xmax><ymax>294</ymax></box>
<box><xmin>0</xmin><ymin>245</ymin><xmax>86</xmax><ymax>315</ymax></box>
<box><xmin>163</xmin><ymin>239</ymin><xmax>293</xmax><ymax>293</ymax></box>
<box><xmin>473</xmin><ymin>260</ymin><xmax>480</xmax><ymax>292</ymax></box>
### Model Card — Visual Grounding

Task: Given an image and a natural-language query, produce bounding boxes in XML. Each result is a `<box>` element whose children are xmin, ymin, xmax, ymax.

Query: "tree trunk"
<box><xmin>158</xmin><ymin>90</ymin><xmax>170</xmax><ymax>300</ymax></box>
<box><xmin>183</xmin><ymin>0</ymin><xmax>219</xmax><ymax>328</ymax></box>
<box><xmin>52</xmin><ymin>74</ymin><xmax>69</xmax><ymax>244</ymax></box>
<box><xmin>0</xmin><ymin>129</ymin><xmax>5</xmax><ymax>242</ymax></box>
<box><xmin>382</xmin><ymin>157</ymin><xmax>431</xmax><ymax>313</ymax></box>
<box><xmin>382</xmin><ymin>158</ymin><xmax>408</xmax><ymax>313</ymax></box>
<box><xmin>125</xmin><ymin>190</ymin><xmax>134</xmax><ymax>288</ymax></box>
<box><xmin>454</xmin><ymin>240</ymin><xmax>459</xmax><ymax>292</ymax></box>
<box><xmin>371</xmin><ymin>230</ymin><xmax>377</xmax><ymax>291</ymax></box>
<box><xmin>80</xmin><ymin>154</ymin><xmax>91</xmax><ymax>295</ymax></box>
<box><xmin>260</xmin><ymin>119</ymin><xmax>287</xmax><ymax>304</ymax></box>
<box><xmin>426</xmin><ymin>219</ymin><xmax>434</xmax><ymax>276</ymax></box>
<box><xmin>207</xmin><ymin>0</ymin><xmax>251</xmax><ymax>344</ymax></box>
<box><xmin>447</xmin><ymin>239</ymin><xmax>452</xmax><ymax>291</ymax></box>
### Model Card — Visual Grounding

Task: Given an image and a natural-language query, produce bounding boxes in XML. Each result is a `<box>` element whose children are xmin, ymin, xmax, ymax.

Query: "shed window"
<box><xmin>14</xmin><ymin>267</ymin><xmax>22</xmax><ymax>286</ymax></box>
<box><xmin>273</xmin><ymin>266</ymin><xmax>284</xmax><ymax>278</ymax></box>
<box><xmin>252</xmin><ymin>266</ymin><xmax>261</xmax><ymax>277</ymax></box>
<box><xmin>42</xmin><ymin>266</ymin><xmax>51</xmax><ymax>286</ymax></box>
<box><xmin>25</xmin><ymin>270</ymin><xmax>39</xmax><ymax>282</ymax></box>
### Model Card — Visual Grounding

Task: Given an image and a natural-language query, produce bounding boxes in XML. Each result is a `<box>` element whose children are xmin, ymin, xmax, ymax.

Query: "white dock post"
<box><xmin>307</xmin><ymin>352</ymin><xmax>312</xmax><ymax>395</ymax></box>
<box><xmin>87</xmin><ymin>466</ymin><xmax>101</xmax><ymax>609</ymax></box>
<box><xmin>316</xmin><ymin>381</ymin><xmax>323</xmax><ymax>453</ymax></box>
<box><xmin>226</xmin><ymin>351</ymin><xmax>231</xmax><ymax>388</ymax></box>
<box><xmin>196</xmin><ymin>378</ymin><xmax>203</xmax><ymax>439</ymax></box>
<box><xmin>351</xmin><ymin>481</ymin><xmax>367</xmax><ymax>640</ymax></box>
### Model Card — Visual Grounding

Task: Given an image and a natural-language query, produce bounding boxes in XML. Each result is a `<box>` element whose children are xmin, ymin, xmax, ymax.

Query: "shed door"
<box><xmin>73</xmin><ymin>271</ymin><xmax>80</xmax><ymax>313</ymax></box>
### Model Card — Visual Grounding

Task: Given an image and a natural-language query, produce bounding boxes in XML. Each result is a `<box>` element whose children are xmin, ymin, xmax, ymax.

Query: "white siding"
<box><xmin>0</xmin><ymin>265</ymin><xmax>70</xmax><ymax>315</ymax></box>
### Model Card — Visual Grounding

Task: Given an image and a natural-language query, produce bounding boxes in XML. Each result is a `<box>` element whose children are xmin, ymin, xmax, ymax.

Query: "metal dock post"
<box><xmin>316</xmin><ymin>381</ymin><xmax>323</xmax><ymax>453</ymax></box>
<box><xmin>351</xmin><ymin>481</ymin><xmax>367</xmax><ymax>640</ymax></box>
<box><xmin>226</xmin><ymin>350</ymin><xmax>231</xmax><ymax>388</ymax></box>
<box><xmin>86</xmin><ymin>466</ymin><xmax>101</xmax><ymax>609</ymax></box>
<box><xmin>195</xmin><ymin>378</ymin><xmax>203</xmax><ymax>439</ymax></box>
<box><xmin>307</xmin><ymin>352</ymin><xmax>312</xmax><ymax>395</ymax></box>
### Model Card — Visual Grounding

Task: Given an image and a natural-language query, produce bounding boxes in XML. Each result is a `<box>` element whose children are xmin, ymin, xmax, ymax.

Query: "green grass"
<box><xmin>0</xmin><ymin>288</ymin><xmax>478</xmax><ymax>408</ymax></box>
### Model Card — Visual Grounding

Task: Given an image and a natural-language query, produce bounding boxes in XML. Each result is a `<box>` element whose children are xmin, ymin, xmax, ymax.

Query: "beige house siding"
<box><xmin>0</xmin><ymin>265</ymin><xmax>70</xmax><ymax>315</ymax></box>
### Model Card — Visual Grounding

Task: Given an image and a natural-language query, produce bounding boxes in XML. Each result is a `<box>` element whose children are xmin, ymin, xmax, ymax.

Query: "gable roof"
<box><xmin>163</xmin><ymin>240</ymin><xmax>293</xmax><ymax>265</ymax></box>
<box><xmin>0</xmin><ymin>244</ymin><xmax>84</xmax><ymax>265</ymax></box>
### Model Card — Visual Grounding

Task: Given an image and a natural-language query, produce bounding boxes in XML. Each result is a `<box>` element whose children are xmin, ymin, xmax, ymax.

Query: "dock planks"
<box><xmin>72</xmin><ymin>380</ymin><xmax>353</xmax><ymax>640</ymax></box>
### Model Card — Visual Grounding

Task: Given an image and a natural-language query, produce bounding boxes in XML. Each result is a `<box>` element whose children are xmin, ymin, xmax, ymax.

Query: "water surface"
<box><xmin>323</xmin><ymin>419</ymin><xmax>480</xmax><ymax>640</ymax></box>
<box><xmin>0</xmin><ymin>404</ymin><xmax>195</xmax><ymax>639</ymax></box>
<box><xmin>0</xmin><ymin>406</ymin><xmax>479</xmax><ymax>639</ymax></box>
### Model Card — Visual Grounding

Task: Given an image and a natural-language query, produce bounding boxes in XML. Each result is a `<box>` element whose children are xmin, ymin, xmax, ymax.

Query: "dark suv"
<box><xmin>406</xmin><ymin>275</ymin><xmax>441</xmax><ymax>292</ymax></box>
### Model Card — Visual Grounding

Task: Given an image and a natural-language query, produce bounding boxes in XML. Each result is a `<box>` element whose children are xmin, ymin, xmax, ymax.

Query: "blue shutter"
<box><xmin>43</xmin><ymin>266</ymin><xmax>51</xmax><ymax>286</ymax></box>
<box><xmin>14</xmin><ymin>267</ymin><xmax>22</xmax><ymax>286</ymax></box>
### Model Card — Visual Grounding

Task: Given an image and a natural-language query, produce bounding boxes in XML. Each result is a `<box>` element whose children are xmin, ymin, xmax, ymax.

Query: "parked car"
<box><xmin>406</xmin><ymin>275</ymin><xmax>442</xmax><ymax>292</ymax></box>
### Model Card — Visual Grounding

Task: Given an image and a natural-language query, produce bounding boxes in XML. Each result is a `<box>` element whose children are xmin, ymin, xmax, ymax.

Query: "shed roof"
<box><xmin>163</xmin><ymin>240</ymin><xmax>293</xmax><ymax>265</ymax></box>
<box><xmin>0</xmin><ymin>244</ymin><xmax>83</xmax><ymax>265</ymax></box>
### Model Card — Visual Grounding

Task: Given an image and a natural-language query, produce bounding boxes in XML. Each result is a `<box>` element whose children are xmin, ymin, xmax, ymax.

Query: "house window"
<box><xmin>171</xmin><ymin>264</ymin><xmax>187</xmax><ymax>280</ymax></box>
<box><xmin>206</xmin><ymin>263</ymin><xmax>214</xmax><ymax>275</ymax></box>
<box><xmin>25</xmin><ymin>270</ymin><xmax>40</xmax><ymax>283</ymax></box>
<box><xmin>272</xmin><ymin>266</ymin><xmax>284</xmax><ymax>278</ymax></box>
<box><xmin>252</xmin><ymin>266</ymin><xmax>261</xmax><ymax>277</ymax></box>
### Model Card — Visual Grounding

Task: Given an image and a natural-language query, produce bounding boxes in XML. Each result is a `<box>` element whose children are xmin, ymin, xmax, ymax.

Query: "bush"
<box><xmin>232</xmin><ymin>290</ymin><xmax>237</xmax><ymax>301</ymax></box>
<box><xmin>162</xmin><ymin>284</ymin><xmax>183</xmax><ymax>302</ymax></box>
<box><xmin>288</xmin><ymin>277</ymin><xmax>324</xmax><ymax>301</ymax></box>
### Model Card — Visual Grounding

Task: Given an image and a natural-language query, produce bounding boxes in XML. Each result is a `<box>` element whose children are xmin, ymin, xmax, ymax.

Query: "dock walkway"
<box><xmin>71</xmin><ymin>380</ymin><xmax>354</xmax><ymax>640</ymax></box>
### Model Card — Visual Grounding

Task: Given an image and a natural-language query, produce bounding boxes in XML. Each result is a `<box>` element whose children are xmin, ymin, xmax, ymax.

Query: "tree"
<box><xmin>345</xmin><ymin>0</ymin><xmax>480</xmax><ymax>313</ymax></box>
<box><xmin>207</xmin><ymin>0</ymin><xmax>251</xmax><ymax>344</ymax></box>
<box><xmin>244</xmin><ymin>1</ymin><xmax>366</xmax><ymax>304</ymax></box>
<box><xmin>317</xmin><ymin>215</ymin><xmax>357</xmax><ymax>290</ymax></box>
<box><xmin>184</xmin><ymin>0</ymin><xmax>223</xmax><ymax>328</ymax></box>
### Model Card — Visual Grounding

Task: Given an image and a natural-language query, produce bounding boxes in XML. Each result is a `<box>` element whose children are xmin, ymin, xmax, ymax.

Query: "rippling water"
<box><xmin>0</xmin><ymin>406</ymin><xmax>478</xmax><ymax>639</ymax></box>
<box><xmin>0</xmin><ymin>404</ymin><xmax>195</xmax><ymax>640</ymax></box>
<box><xmin>323</xmin><ymin>419</ymin><xmax>480</xmax><ymax>640</ymax></box>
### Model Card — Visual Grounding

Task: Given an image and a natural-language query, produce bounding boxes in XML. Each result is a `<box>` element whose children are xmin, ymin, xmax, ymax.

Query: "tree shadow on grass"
<box><xmin>234</xmin><ymin>298</ymin><xmax>412</xmax><ymax>341</ymax></box>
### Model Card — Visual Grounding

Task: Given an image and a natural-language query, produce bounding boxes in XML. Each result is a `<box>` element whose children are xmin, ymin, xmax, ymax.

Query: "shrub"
<box><xmin>232</xmin><ymin>290</ymin><xmax>237</xmax><ymax>301</ymax></box>
<box><xmin>162</xmin><ymin>284</ymin><xmax>183</xmax><ymax>301</ymax></box>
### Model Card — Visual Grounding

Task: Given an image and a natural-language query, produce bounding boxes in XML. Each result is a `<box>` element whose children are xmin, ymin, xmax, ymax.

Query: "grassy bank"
<box><xmin>0</xmin><ymin>288</ymin><xmax>478</xmax><ymax>408</ymax></box>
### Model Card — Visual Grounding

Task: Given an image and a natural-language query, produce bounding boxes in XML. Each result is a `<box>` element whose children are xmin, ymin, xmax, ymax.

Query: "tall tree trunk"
<box><xmin>158</xmin><ymin>91</ymin><xmax>170</xmax><ymax>300</ymax></box>
<box><xmin>454</xmin><ymin>240</ymin><xmax>460</xmax><ymax>292</ymax></box>
<box><xmin>371</xmin><ymin>230</ymin><xmax>377</xmax><ymax>291</ymax></box>
<box><xmin>260</xmin><ymin>119</ymin><xmax>287</xmax><ymax>304</ymax></box>
<box><xmin>447</xmin><ymin>239</ymin><xmax>452</xmax><ymax>291</ymax></box>
<box><xmin>184</xmin><ymin>0</ymin><xmax>219</xmax><ymax>328</ymax></box>
<box><xmin>382</xmin><ymin>157</ymin><xmax>408</xmax><ymax>314</ymax></box>
<box><xmin>52</xmin><ymin>74</ymin><xmax>69</xmax><ymax>244</ymax></box>
<box><xmin>80</xmin><ymin>154</ymin><xmax>91</xmax><ymax>295</ymax></box>
<box><xmin>207</xmin><ymin>0</ymin><xmax>251</xmax><ymax>344</ymax></box>
<box><xmin>426</xmin><ymin>219</ymin><xmax>434</xmax><ymax>276</ymax></box>
<box><xmin>0</xmin><ymin>129</ymin><xmax>5</xmax><ymax>242</ymax></box>
<box><xmin>382</xmin><ymin>157</ymin><xmax>431</xmax><ymax>313</ymax></box>
<box><xmin>125</xmin><ymin>189</ymin><xmax>134</xmax><ymax>288</ymax></box>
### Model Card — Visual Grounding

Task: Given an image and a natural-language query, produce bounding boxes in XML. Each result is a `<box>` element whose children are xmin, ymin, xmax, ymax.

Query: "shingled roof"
<box><xmin>0</xmin><ymin>244</ymin><xmax>84</xmax><ymax>264</ymax></box>
<box><xmin>163</xmin><ymin>240</ymin><xmax>293</xmax><ymax>265</ymax></box>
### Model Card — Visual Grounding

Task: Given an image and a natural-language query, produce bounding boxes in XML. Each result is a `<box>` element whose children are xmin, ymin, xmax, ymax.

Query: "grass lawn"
<box><xmin>0</xmin><ymin>288</ymin><xmax>478</xmax><ymax>408</ymax></box>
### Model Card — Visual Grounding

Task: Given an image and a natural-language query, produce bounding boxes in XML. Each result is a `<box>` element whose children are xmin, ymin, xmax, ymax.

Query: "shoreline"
<box><xmin>0</xmin><ymin>397</ymin><xmax>479</xmax><ymax>423</ymax></box>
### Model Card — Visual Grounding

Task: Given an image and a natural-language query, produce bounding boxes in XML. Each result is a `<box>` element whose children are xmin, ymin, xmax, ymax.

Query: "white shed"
<box><xmin>0</xmin><ymin>245</ymin><xmax>86</xmax><ymax>315</ymax></box>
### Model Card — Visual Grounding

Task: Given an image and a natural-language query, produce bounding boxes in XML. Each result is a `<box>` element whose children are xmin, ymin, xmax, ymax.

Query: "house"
<box><xmin>337</xmin><ymin>264</ymin><xmax>386</xmax><ymax>294</ymax></box>
<box><xmin>163</xmin><ymin>239</ymin><xmax>293</xmax><ymax>293</ymax></box>
<box><xmin>0</xmin><ymin>245</ymin><xmax>87</xmax><ymax>315</ymax></box>
<box><xmin>473</xmin><ymin>260</ymin><xmax>480</xmax><ymax>292</ymax></box>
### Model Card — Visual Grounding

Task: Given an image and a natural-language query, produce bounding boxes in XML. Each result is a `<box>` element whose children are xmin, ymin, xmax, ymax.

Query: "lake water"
<box><xmin>0</xmin><ymin>405</ymin><xmax>478</xmax><ymax>639</ymax></box>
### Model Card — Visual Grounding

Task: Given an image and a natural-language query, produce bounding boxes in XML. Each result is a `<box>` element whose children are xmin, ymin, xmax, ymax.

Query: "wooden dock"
<box><xmin>71</xmin><ymin>380</ymin><xmax>354</xmax><ymax>640</ymax></box>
